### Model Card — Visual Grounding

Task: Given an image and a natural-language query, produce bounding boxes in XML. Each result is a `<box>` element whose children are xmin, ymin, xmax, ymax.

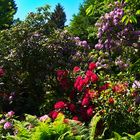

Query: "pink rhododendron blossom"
<box><xmin>7</xmin><ymin>111</ymin><xmax>15</xmax><ymax>118</ymax></box>
<box><xmin>39</xmin><ymin>115</ymin><xmax>49</xmax><ymax>122</ymax></box>
<box><xmin>4</xmin><ymin>122</ymin><xmax>12</xmax><ymax>130</ymax></box>
<box><xmin>0</xmin><ymin>119</ymin><xmax>5</xmax><ymax>124</ymax></box>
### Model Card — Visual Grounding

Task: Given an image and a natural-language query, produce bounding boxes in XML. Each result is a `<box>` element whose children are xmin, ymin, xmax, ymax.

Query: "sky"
<box><xmin>14</xmin><ymin>0</ymin><xmax>84</xmax><ymax>25</ymax></box>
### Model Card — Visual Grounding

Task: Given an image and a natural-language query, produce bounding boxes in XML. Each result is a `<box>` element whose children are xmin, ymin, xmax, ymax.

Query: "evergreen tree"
<box><xmin>68</xmin><ymin>0</ymin><xmax>114</xmax><ymax>43</ymax></box>
<box><xmin>49</xmin><ymin>3</ymin><xmax>66</xmax><ymax>29</ymax></box>
<box><xmin>0</xmin><ymin>0</ymin><xmax>17</xmax><ymax>30</ymax></box>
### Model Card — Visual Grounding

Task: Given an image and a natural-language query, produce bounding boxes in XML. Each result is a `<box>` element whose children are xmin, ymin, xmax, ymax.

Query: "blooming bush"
<box><xmin>49</xmin><ymin>61</ymin><xmax>140</xmax><ymax>134</ymax></box>
<box><xmin>0</xmin><ymin>18</ymin><xmax>92</xmax><ymax>115</ymax></box>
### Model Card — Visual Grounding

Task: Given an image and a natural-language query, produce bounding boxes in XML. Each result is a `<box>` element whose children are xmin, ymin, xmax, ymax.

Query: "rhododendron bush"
<box><xmin>49</xmin><ymin>62</ymin><xmax>140</xmax><ymax>133</ymax></box>
<box><xmin>0</xmin><ymin>25</ymin><xmax>92</xmax><ymax>115</ymax></box>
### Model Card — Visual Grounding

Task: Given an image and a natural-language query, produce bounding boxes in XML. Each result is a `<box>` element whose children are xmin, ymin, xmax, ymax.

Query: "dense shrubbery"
<box><xmin>0</xmin><ymin>6</ymin><xmax>92</xmax><ymax>115</ymax></box>
<box><xmin>0</xmin><ymin>0</ymin><xmax>140</xmax><ymax>139</ymax></box>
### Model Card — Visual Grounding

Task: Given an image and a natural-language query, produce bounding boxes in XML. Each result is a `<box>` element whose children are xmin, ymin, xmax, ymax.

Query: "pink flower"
<box><xmin>7</xmin><ymin>111</ymin><xmax>15</xmax><ymax>118</ymax></box>
<box><xmin>3</xmin><ymin>122</ymin><xmax>12</xmax><ymax>130</ymax></box>
<box><xmin>39</xmin><ymin>115</ymin><xmax>49</xmax><ymax>122</ymax></box>
<box><xmin>0</xmin><ymin>67</ymin><xmax>5</xmax><ymax>77</ymax></box>
<box><xmin>0</xmin><ymin>119</ymin><xmax>5</xmax><ymax>124</ymax></box>
<box><xmin>54</xmin><ymin>101</ymin><xmax>65</xmax><ymax>109</ymax></box>
<box><xmin>88</xmin><ymin>62</ymin><xmax>96</xmax><ymax>71</ymax></box>
<box><xmin>73</xmin><ymin>66</ymin><xmax>80</xmax><ymax>73</ymax></box>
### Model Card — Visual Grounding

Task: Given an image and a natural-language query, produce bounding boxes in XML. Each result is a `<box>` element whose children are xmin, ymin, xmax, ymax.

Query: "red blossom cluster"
<box><xmin>56</xmin><ymin>70</ymin><xmax>70</xmax><ymax>91</ymax></box>
<box><xmin>49</xmin><ymin>62</ymin><xmax>99</xmax><ymax>121</ymax></box>
<box><xmin>74</xmin><ymin>62</ymin><xmax>98</xmax><ymax>92</ymax></box>
<box><xmin>49</xmin><ymin>62</ymin><xmax>134</xmax><ymax>122</ymax></box>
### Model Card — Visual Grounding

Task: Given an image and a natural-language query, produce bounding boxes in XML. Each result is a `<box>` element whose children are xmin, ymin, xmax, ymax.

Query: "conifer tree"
<box><xmin>49</xmin><ymin>3</ymin><xmax>66</xmax><ymax>29</ymax></box>
<box><xmin>0</xmin><ymin>0</ymin><xmax>17</xmax><ymax>30</ymax></box>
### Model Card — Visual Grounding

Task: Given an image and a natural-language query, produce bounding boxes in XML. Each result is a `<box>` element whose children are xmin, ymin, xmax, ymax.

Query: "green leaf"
<box><xmin>136</xmin><ymin>10</ymin><xmax>140</xmax><ymax>15</ymax></box>
<box><xmin>113</xmin><ymin>132</ymin><xmax>122</xmax><ymax>140</ymax></box>
<box><xmin>86</xmin><ymin>5</ymin><xmax>94</xmax><ymax>16</ymax></box>
<box><xmin>135</xmin><ymin>132</ymin><xmax>140</xmax><ymax>140</ymax></box>
<box><xmin>130</xmin><ymin>15</ymin><xmax>137</xmax><ymax>23</ymax></box>
<box><xmin>89</xmin><ymin>112</ymin><xmax>102</xmax><ymax>140</ymax></box>
<box><xmin>121</xmin><ymin>15</ymin><xmax>127</xmax><ymax>23</ymax></box>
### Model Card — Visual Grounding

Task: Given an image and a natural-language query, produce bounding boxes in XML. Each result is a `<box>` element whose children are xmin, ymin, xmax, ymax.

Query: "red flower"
<box><xmin>87</xmin><ymin>106</ymin><xmax>93</xmax><ymax>117</ymax></box>
<box><xmin>80</xmin><ymin>108</ymin><xmax>89</xmax><ymax>121</ymax></box>
<box><xmin>59</xmin><ymin>78</ymin><xmax>69</xmax><ymax>91</ymax></box>
<box><xmin>88</xmin><ymin>90</ymin><xmax>98</xmax><ymax>99</ymax></box>
<box><xmin>54</xmin><ymin>101</ymin><xmax>65</xmax><ymax>109</ymax></box>
<box><xmin>56</xmin><ymin>70</ymin><xmax>68</xmax><ymax>81</ymax></box>
<box><xmin>64</xmin><ymin>118</ymin><xmax>69</xmax><ymax>124</ymax></box>
<box><xmin>49</xmin><ymin>111</ymin><xmax>59</xmax><ymax>120</ymax></box>
<box><xmin>82</xmin><ymin>97</ymin><xmax>90</xmax><ymax>106</ymax></box>
<box><xmin>99</xmin><ymin>83</ymin><xmax>110</xmax><ymax>92</ymax></box>
<box><xmin>72</xmin><ymin>116</ymin><xmax>79</xmax><ymax>121</ymax></box>
<box><xmin>91</xmin><ymin>73</ymin><xmax>98</xmax><ymax>83</ymax></box>
<box><xmin>74</xmin><ymin>76</ymin><xmax>83</xmax><ymax>88</ymax></box>
<box><xmin>0</xmin><ymin>68</ymin><xmax>5</xmax><ymax>77</ymax></box>
<box><xmin>73</xmin><ymin>66</ymin><xmax>80</xmax><ymax>73</ymax></box>
<box><xmin>74</xmin><ymin>76</ymin><xmax>85</xmax><ymax>91</ymax></box>
<box><xmin>108</xmin><ymin>97</ymin><xmax>114</xmax><ymax>104</ymax></box>
<box><xmin>83</xmin><ymin>76</ymin><xmax>90</xmax><ymax>85</ymax></box>
<box><xmin>88</xmin><ymin>62</ymin><xmax>96</xmax><ymax>71</ymax></box>
<box><xmin>77</xmin><ymin>79</ymin><xmax>85</xmax><ymax>91</ymax></box>
<box><xmin>86</xmin><ymin>70</ymin><xmax>93</xmax><ymax>77</ymax></box>
<box><xmin>112</xmin><ymin>83</ymin><xmax>127</xmax><ymax>93</ymax></box>
<box><xmin>69</xmin><ymin>90</ymin><xmax>75</xmax><ymax>100</ymax></box>
<box><xmin>68</xmin><ymin>103</ymin><xmax>76</xmax><ymax>112</ymax></box>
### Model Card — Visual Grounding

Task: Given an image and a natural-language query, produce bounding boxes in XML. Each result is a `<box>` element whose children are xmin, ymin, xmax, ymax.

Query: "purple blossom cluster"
<box><xmin>95</xmin><ymin>1</ymin><xmax>140</xmax><ymax>50</ymax></box>
<box><xmin>115</xmin><ymin>56</ymin><xmax>129</xmax><ymax>70</ymax></box>
<box><xmin>74</xmin><ymin>37</ymin><xmax>88</xmax><ymax>47</ymax></box>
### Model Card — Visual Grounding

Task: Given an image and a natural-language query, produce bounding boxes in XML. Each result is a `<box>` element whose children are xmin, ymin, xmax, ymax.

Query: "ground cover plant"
<box><xmin>0</xmin><ymin>0</ymin><xmax>140</xmax><ymax>139</ymax></box>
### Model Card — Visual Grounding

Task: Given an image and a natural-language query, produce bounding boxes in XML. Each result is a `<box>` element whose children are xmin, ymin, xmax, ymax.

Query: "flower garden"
<box><xmin>0</xmin><ymin>0</ymin><xmax>140</xmax><ymax>139</ymax></box>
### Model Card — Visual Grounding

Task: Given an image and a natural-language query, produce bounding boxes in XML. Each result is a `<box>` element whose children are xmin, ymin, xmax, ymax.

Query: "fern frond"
<box><xmin>89</xmin><ymin>112</ymin><xmax>102</xmax><ymax>140</ymax></box>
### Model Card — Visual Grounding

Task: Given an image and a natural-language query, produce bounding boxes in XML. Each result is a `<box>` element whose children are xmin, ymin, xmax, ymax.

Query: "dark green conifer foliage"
<box><xmin>0</xmin><ymin>0</ymin><xmax>17</xmax><ymax>30</ymax></box>
<box><xmin>49</xmin><ymin>3</ymin><xmax>66</xmax><ymax>29</ymax></box>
